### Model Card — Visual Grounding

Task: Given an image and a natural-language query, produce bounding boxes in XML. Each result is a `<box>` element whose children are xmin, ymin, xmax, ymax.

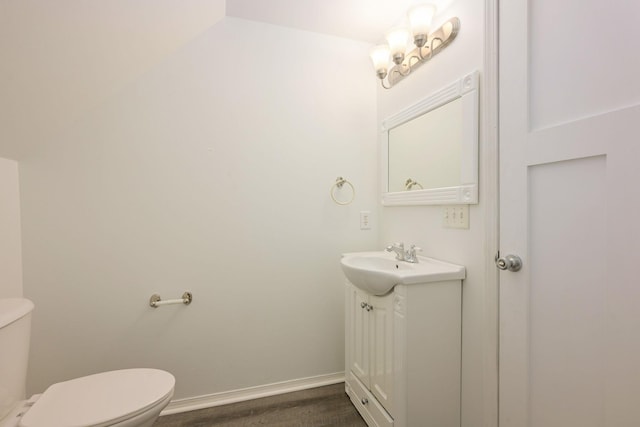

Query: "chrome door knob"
<box><xmin>361</xmin><ymin>397</ymin><xmax>369</xmax><ymax>405</ymax></box>
<box><xmin>496</xmin><ymin>254</ymin><xmax>523</xmax><ymax>272</ymax></box>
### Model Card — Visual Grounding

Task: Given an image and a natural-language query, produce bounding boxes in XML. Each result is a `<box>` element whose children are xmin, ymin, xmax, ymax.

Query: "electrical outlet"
<box><xmin>360</xmin><ymin>211</ymin><xmax>372</xmax><ymax>230</ymax></box>
<box><xmin>443</xmin><ymin>205</ymin><xmax>470</xmax><ymax>229</ymax></box>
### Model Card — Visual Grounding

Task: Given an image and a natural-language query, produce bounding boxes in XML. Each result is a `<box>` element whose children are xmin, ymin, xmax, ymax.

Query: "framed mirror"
<box><xmin>381</xmin><ymin>71</ymin><xmax>479</xmax><ymax>206</ymax></box>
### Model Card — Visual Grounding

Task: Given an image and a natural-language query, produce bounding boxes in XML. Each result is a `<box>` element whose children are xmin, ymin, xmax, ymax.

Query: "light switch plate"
<box><xmin>443</xmin><ymin>205</ymin><xmax>470</xmax><ymax>229</ymax></box>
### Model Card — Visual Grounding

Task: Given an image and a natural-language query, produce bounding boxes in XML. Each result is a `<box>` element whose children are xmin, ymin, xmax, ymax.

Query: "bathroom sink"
<box><xmin>340</xmin><ymin>251</ymin><xmax>466</xmax><ymax>295</ymax></box>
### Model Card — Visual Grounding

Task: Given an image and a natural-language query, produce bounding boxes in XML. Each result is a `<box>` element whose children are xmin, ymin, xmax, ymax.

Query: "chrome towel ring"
<box><xmin>331</xmin><ymin>177</ymin><xmax>355</xmax><ymax>205</ymax></box>
<box><xmin>405</xmin><ymin>178</ymin><xmax>424</xmax><ymax>190</ymax></box>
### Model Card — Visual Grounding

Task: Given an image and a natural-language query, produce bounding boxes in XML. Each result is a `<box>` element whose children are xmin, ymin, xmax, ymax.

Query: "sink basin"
<box><xmin>340</xmin><ymin>251</ymin><xmax>466</xmax><ymax>295</ymax></box>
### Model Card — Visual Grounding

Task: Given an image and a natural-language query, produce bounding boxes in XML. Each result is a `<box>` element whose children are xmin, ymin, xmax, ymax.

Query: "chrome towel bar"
<box><xmin>149</xmin><ymin>291</ymin><xmax>192</xmax><ymax>308</ymax></box>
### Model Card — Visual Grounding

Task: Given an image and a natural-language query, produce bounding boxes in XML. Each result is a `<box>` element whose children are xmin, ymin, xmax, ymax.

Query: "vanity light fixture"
<box><xmin>370</xmin><ymin>4</ymin><xmax>460</xmax><ymax>89</ymax></box>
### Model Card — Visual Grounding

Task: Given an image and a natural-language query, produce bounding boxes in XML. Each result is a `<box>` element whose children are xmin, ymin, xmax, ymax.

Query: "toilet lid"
<box><xmin>19</xmin><ymin>368</ymin><xmax>175</xmax><ymax>427</ymax></box>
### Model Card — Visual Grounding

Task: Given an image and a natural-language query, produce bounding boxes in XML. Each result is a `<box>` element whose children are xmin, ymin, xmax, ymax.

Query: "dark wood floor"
<box><xmin>154</xmin><ymin>383</ymin><xmax>367</xmax><ymax>427</ymax></box>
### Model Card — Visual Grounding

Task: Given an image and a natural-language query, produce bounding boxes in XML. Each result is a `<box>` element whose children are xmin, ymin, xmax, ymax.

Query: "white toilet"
<box><xmin>0</xmin><ymin>298</ymin><xmax>175</xmax><ymax>427</ymax></box>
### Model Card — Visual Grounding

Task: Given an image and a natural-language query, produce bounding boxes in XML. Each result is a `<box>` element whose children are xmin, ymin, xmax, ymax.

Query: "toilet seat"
<box><xmin>19</xmin><ymin>369</ymin><xmax>174</xmax><ymax>427</ymax></box>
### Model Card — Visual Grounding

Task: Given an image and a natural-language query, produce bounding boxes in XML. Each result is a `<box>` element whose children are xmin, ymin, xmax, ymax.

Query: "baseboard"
<box><xmin>160</xmin><ymin>372</ymin><xmax>345</xmax><ymax>416</ymax></box>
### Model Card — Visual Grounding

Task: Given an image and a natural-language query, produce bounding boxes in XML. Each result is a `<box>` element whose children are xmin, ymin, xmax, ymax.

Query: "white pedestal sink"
<box><xmin>340</xmin><ymin>251</ymin><xmax>466</xmax><ymax>295</ymax></box>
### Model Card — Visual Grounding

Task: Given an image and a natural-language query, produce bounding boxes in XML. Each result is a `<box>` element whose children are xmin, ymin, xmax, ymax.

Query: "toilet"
<box><xmin>0</xmin><ymin>298</ymin><xmax>175</xmax><ymax>427</ymax></box>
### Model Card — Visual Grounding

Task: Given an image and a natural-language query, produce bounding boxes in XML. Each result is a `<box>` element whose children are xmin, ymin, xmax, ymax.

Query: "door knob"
<box><xmin>495</xmin><ymin>253</ymin><xmax>522</xmax><ymax>272</ymax></box>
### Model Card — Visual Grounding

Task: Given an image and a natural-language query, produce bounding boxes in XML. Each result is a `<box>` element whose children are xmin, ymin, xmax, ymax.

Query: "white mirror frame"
<box><xmin>381</xmin><ymin>71</ymin><xmax>479</xmax><ymax>206</ymax></box>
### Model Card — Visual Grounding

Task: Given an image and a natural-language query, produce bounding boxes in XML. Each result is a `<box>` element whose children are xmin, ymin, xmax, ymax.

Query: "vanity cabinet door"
<box><xmin>369</xmin><ymin>294</ymin><xmax>395</xmax><ymax>415</ymax></box>
<box><xmin>348</xmin><ymin>285</ymin><xmax>370</xmax><ymax>388</ymax></box>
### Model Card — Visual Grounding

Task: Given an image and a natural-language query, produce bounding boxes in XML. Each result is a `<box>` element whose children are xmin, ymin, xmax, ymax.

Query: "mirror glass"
<box><xmin>381</xmin><ymin>71</ymin><xmax>479</xmax><ymax>205</ymax></box>
<box><xmin>388</xmin><ymin>97</ymin><xmax>463</xmax><ymax>192</ymax></box>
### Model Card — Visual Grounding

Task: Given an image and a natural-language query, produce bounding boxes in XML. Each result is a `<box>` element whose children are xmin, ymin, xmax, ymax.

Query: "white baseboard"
<box><xmin>160</xmin><ymin>372</ymin><xmax>345</xmax><ymax>416</ymax></box>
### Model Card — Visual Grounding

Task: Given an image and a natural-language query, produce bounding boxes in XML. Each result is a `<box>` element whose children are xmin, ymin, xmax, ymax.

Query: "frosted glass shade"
<box><xmin>370</xmin><ymin>45</ymin><xmax>391</xmax><ymax>72</ymax></box>
<box><xmin>385</xmin><ymin>28</ymin><xmax>410</xmax><ymax>57</ymax></box>
<box><xmin>408</xmin><ymin>4</ymin><xmax>436</xmax><ymax>37</ymax></box>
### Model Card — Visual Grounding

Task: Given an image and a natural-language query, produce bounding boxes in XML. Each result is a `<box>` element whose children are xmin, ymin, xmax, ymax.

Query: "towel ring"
<box><xmin>331</xmin><ymin>177</ymin><xmax>355</xmax><ymax>205</ymax></box>
<box><xmin>405</xmin><ymin>178</ymin><xmax>424</xmax><ymax>191</ymax></box>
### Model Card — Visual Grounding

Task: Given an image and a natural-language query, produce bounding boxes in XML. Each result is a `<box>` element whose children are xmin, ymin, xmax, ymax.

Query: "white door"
<box><xmin>499</xmin><ymin>1</ymin><xmax>640</xmax><ymax>426</ymax></box>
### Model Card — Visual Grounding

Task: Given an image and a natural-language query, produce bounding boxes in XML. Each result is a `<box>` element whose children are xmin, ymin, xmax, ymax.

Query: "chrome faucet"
<box><xmin>385</xmin><ymin>242</ymin><xmax>422</xmax><ymax>263</ymax></box>
<box><xmin>385</xmin><ymin>242</ymin><xmax>406</xmax><ymax>261</ymax></box>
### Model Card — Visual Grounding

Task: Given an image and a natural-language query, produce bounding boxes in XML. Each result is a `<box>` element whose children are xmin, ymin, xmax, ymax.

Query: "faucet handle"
<box><xmin>385</xmin><ymin>242</ymin><xmax>406</xmax><ymax>261</ymax></box>
<box><xmin>406</xmin><ymin>245</ymin><xmax>423</xmax><ymax>263</ymax></box>
<box><xmin>385</xmin><ymin>242</ymin><xmax>404</xmax><ymax>250</ymax></box>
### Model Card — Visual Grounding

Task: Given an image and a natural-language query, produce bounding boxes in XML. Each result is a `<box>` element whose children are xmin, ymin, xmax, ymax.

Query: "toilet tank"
<box><xmin>0</xmin><ymin>298</ymin><xmax>34</xmax><ymax>420</ymax></box>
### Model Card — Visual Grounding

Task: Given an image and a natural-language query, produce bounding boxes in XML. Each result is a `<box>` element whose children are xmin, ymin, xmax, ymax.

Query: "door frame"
<box><xmin>480</xmin><ymin>0</ymin><xmax>500</xmax><ymax>426</ymax></box>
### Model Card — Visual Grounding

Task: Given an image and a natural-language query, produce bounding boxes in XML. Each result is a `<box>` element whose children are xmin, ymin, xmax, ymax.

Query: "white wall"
<box><xmin>375</xmin><ymin>1</ymin><xmax>496</xmax><ymax>426</ymax></box>
<box><xmin>20</xmin><ymin>17</ymin><xmax>379</xmax><ymax>399</ymax></box>
<box><xmin>0</xmin><ymin>157</ymin><xmax>23</xmax><ymax>298</ymax></box>
<box><xmin>0</xmin><ymin>0</ymin><xmax>226</xmax><ymax>160</ymax></box>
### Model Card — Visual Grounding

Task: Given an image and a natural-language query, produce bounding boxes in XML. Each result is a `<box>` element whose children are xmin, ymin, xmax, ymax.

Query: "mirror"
<box><xmin>381</xmin><ymin>71</ymin><xmax>479</xmax><ymax>205</ymax></box>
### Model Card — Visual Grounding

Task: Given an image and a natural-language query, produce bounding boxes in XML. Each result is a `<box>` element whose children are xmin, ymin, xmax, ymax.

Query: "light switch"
<box><xmin>443</xmin><ymin>205</ymin><xmax>469</xmax><ymax>229</ymax></box>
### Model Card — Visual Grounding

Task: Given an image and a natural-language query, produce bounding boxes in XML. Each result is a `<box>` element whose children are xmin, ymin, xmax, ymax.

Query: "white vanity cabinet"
<box><xmin>345</xmin><ymin>279</ymin><xmax>462</xmax><ymax>427</ymax></box>
<box><xmin>347</xmin><ymin>285</ymin><xmax>395</xmax><ymax>423</ymax></box>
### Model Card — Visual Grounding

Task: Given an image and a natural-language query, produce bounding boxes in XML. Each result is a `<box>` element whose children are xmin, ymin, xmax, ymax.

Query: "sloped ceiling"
<box><xmin>226</xmin><ymin>0</ymin><xmax>418</xmax><ymax>44</ymax></box>
<box><xmin>0</xmin><ymin>0</ymin><xmax>439</xmax><ymax>160</ymax></box>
